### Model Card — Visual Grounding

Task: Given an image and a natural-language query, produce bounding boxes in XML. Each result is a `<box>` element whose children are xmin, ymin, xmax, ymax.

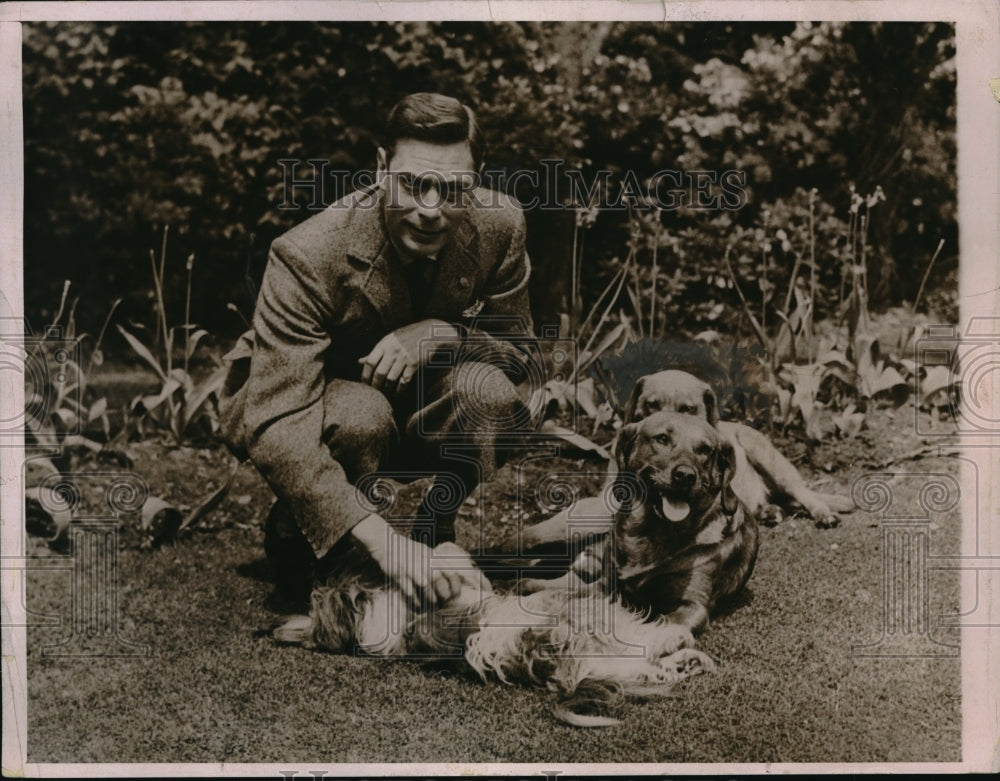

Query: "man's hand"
<box><xmin>359</xmin><ymin>319</ymin><xmax>460</xmax><ymax>395</ymax></box>
<box><xmin>350</xmin><ymin>513</ymin><xmax>473</xmax><ymax>609</ymax></box>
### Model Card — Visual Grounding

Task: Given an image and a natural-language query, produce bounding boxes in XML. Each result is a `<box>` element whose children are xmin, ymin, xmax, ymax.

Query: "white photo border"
<box><xmin>1</xmin><ymin>1</ymin><xmax>997</xmax><ymax>776</ymax></box>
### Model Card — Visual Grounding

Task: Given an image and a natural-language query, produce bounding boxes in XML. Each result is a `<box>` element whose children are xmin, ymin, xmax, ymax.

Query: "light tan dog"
<box><xmin>625</xmin><ymin>370</ymin><xmax>853</xmax><ymax>527</ymax></box>
<box><xmin>519</xmin><ymin>410</ymin><xmax>760</xmax><ymax>635</ymax></box>
<box><xmin>503</xmin><ymin>369</ymin><xmax>852</xmax><ymax>552</ymax></box>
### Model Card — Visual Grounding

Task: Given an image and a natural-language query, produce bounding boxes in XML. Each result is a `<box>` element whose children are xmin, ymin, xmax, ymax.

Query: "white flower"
<box><xmin>462</xmin><ymin>299</ymin><xmax>485</xmax><ymax>318</ymax></box>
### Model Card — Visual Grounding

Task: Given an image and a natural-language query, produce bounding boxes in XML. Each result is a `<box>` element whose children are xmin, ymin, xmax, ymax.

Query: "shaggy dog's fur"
<box><xmin>274</xmin><ymin>539</ymin><xmax>713</xmax><ymax>726</ymax></box>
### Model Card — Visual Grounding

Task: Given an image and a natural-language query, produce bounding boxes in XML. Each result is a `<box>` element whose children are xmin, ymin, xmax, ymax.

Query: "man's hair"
<box><xmin>382</xmin><ymin>93</ymin><xmax>484</xmax><ymax>170</ymax></box>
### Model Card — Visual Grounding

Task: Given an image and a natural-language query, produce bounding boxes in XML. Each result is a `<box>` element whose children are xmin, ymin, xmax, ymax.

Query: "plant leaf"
<box><xmin>544</xmin><ymin>379</ymin><xmax>570</xmax><ymax>414</ymax></box>
<box><xmin>116</xmin><ymin>324</ymin><xmax>167</xmax><ymax>381</ymax></box>
<box><xmin>804</xmin><ymin>407</ymin><xmax>832</xmax><ymax>442</ymax></box>
<box><xmin>87</xmin><ymin>397</ymin><xmax>108</xmax><ymax>423</ymax></box>
<box><xmin>62</xmin><ymin>434</ymin><xmax>104</xmax><ymax>453</ymax></box>
<box><xmin>854</xmin><ymin>335</ymin><xmax>882</xmax><ymax>380</ymax></box>
<box><xmin>575</xmin><ymin>377</ymin><xmax>600</xmax><ymax>418</ymax></box>
<box><xmin>181</xmin><ymin>366</ymin><xmax>227</xmax><ymax>432</ymax></box>
<box><xmin>24</xmin><ymin>457</ymin><xmax>60</xmax><ymax>488</ymax></box>
<box><xmin>592</xmin><ymin>401</ymin><xmax>615</xmax><ymax>433</ymax></box>
<box><xmin>179</xmin><ymin>458</ymin><xmax>240</xmax><ymax>531</ymax></box>
<box><xmin>51</xmin><ymin>407</ymin><xmax>78</xmax><ymax>431</ymax></box>
<box><xmin>140</xmin><ymin>496</ymin><xmax>183</xmax><ymax>543</ymax></box>
<box><xmin>871</xmin><ymin>366</ymin><xmax>908</xmax><ymax>397</ymax></box>
<box><xmin>816</xmin><ymin>349</ymin><xmax>852</xmax><ymax>373</ymax></box>
<box><xmin>920</xmin><ymin>365</ymin><xmax>953</xmax><ymax>404</ymax></box>
<box><xmin>168</xmin><ymin>367</ymin><xmax>196</xmax><ymax>397</ymax></box>
<box><xmin>24</xmin><ymin>486</ymin><xmax>73</xmax><ymax>541</ymax></box>
<box><xmin>868</xmin><ymin>366</ymin><xmax>910</xmax><ymax>407</ymax></box>
<box><xmin>184</xmin><ymin>328</ymin><xmax>210</xmax><ymax>360</ymax></box>
<box><xmin>57</xmin><ymin>358</ymin><xmax>83</xmax><ymax>395</ymax></box>
<box><xmin>775</xmin><ymin>386</ymin><xmax>792</xmax><ymax>423</ymax></box>
<box><xmin>834</xmin><ymin>408</ymin><xmax>866</xmax><ymax>438</ymax></box>
<box><xmin>780</xmin><ymin>363</ymin><xmax>825</xmax><ymax>428</ymax></box>
<box><xmin>580</xmin><ymin>322</ymin><xmax>628</xmax><ymax>372</ymax></box>
<box><xmin>540</xmin><ymin>420</ymin><xmax>611</xmax><ymax>460</ymax></box>
<box><xmin>821</xmin><ymin>365</ymin><xmax>856</xmax><ymax>389</ymax></box>
<box><xmin>132</xmin><ymin>375</ymin><xmax>183</xmax><ymax>414</ymax></box>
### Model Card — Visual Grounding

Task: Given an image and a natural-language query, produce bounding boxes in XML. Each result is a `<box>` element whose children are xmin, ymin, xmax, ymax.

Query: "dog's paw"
<box><xmin>759</xmin><ymin>503</ymin><xmax>784</xmax><ymax>527</ymax></box>
<box><xmin>513</xmin><ymin>577</ymin><xmax>546</xmax><ymax>595</ymax></box>
<box><xmin>812</xmin><ymin>509</ymin><xmax>840</xmax><ymax>529</ymax></box>
<box><xmin>660</xmin><ymin>647</ymin><xmax>716</xmax><ymax>677</ymax></box>
<box><xmin>273</xmin><ymin>614</ymin><xmax>315</xmax><ymax>646</ymax></box>
<box><xmin>433</xmin><ymin>541</ymin><xmax>471</xmax><ymax>557</ymax></box>
<box><xmin>648</xmin><ymin>622</ymin><xmax>695</xmax><ymax>658</ymax></box>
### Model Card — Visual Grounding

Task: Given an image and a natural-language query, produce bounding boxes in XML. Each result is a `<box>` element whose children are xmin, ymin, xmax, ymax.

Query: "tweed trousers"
<box><xmin>221</xmin><ymin>350</ymin><xmax>536</xmax><ymax>595</ymax></box>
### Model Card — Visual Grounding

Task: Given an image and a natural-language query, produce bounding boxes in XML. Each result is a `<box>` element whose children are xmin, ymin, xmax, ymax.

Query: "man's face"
<box><xmin>378</xmin><ymin>139</ymin><xmax>477</xmax><ymax>259</ymax></box>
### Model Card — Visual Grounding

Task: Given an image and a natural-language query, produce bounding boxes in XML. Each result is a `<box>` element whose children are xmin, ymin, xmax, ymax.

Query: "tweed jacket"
<box><xmin>221</xmin><ymin>185</ymin><xmax>539</xmax><ymax>557</ymax></box>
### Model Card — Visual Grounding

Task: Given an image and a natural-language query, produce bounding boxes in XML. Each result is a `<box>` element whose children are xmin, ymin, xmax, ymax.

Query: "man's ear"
<box><xmin>376</xmin><ymin>147</ymin><xmax>389</xmax><ymax>186</ymax></box>
<box><xmin>622</xmin><ymin>377</ymin><xmax>646</xmax><ymax>423</ymax></box>
<box><xmin>703</xmin><ymin>385</ymin><xmax>720</xmax><ymax>427</ymax></box>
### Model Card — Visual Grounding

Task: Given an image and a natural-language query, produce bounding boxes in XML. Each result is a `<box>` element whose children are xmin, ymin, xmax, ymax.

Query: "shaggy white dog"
<box><xmin>274</xmin><ymin>542</ymin><xmax>713</xmax><ymax>726</ymax></box>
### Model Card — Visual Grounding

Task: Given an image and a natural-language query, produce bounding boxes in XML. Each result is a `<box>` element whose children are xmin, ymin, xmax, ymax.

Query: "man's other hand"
<box><xmin>358</xmin><ymin>319</ymin><xmax>460</xmax><ymax>395</ymax></box>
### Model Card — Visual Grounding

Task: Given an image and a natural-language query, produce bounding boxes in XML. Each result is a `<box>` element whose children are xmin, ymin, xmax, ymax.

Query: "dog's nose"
<box><xmin>671</xmin><ymin>465</ymin><xmax>697</xmax><ymax>489</ymax></box>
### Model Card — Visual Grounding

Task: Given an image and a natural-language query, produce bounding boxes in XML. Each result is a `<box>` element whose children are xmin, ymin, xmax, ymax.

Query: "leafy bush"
<box><xmin>23</xmin><ymin>21</ymin><xmax>956</xmax><ymax>343</ymax></box>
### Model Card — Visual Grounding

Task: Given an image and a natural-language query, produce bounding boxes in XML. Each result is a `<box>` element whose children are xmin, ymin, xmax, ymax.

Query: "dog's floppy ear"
<box><xmin>622</xmin><ymin>377</ymin><xmax>646</xmax><ymax>423</ymax></box>
<box><xmin>715</xmin><ymin>438</ymin><xmax>739</xmax><ymax>517</ymax></box>
<box><xmin>614</xmin><ymin>421</ymin><xmax>641</xmax><ymax>470</ymax></box>
<box><xmin>702</xmin><ymin>385</ymin><xmax>719</xmax><ymax>428</ymax></box>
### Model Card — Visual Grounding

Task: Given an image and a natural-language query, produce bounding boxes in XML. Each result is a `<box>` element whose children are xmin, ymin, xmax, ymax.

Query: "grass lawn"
<box><xmin>24</xmin><ymin>399</ymin><xmax>962</xmax><ymax>765</ymax></box>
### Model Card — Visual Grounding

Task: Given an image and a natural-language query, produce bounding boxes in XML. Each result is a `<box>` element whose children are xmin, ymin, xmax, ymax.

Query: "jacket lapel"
<box><xmin>346</xmin><ymin>190</ymin><xmax>410</xmax><ymax>331</ymax></box>
<box><xmin>424</xmin><ymin>216</ymin><xmax>478</xmax><ymax>319</ymax></box>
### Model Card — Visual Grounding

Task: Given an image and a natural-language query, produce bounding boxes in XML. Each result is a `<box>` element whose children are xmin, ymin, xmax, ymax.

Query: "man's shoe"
<box><xmin>263</xmin><ymin>502</ymin><xmax>316</xmax><ymax>606</ymax></box>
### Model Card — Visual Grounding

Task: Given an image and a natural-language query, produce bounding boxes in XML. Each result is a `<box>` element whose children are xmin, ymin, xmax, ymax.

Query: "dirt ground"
<box><xmin>23</xmin><ymin>394</ymin><xmax>963</xmax><ymax>765</ymax></box>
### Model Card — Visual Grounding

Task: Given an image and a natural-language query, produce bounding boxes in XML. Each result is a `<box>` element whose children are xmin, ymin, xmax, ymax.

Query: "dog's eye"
<box><xmin>678</xmin><ymin>404</ymin><xmax>696</xmax><ymax>414</ymax></box>
<box><xmin>654</xmin><ymin>433</ymin><xmax>671</xmax><ymax>445</ymax></box>
<box><xmin>695</xmin><ymin>443</ymin><xmax>713</xmax><ymax>457</ymax></box>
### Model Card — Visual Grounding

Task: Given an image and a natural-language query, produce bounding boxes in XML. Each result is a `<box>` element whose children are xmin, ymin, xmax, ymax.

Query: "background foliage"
<box><xmin>22</xmin><ymin>21</ymin><xmax>956</xmax><ymax>343</ymax></box>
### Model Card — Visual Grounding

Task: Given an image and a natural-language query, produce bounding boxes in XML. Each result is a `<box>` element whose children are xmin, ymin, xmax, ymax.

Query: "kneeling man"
<box><xmin>220</xmin><ymin>93</ymin><xmax>541</xmax><ymax>606</ymax></box>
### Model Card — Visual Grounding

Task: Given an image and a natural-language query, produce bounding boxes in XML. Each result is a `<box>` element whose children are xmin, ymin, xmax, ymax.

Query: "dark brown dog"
<box><xmin>625</xmin><ymin>370</ymin><xmax>853</xmax><ymax>528</ymax></box>
<box><xmin>519</xmin><ymin>410</ymin><xmax>759</xmax><ymax>635</ymax></box>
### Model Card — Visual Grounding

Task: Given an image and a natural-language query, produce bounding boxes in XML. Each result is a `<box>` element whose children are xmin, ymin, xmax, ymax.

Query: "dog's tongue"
<box><xmin>661</xmin><ymin>496</ymin><xmax>691</xmax><ymax>522</ymax></box>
